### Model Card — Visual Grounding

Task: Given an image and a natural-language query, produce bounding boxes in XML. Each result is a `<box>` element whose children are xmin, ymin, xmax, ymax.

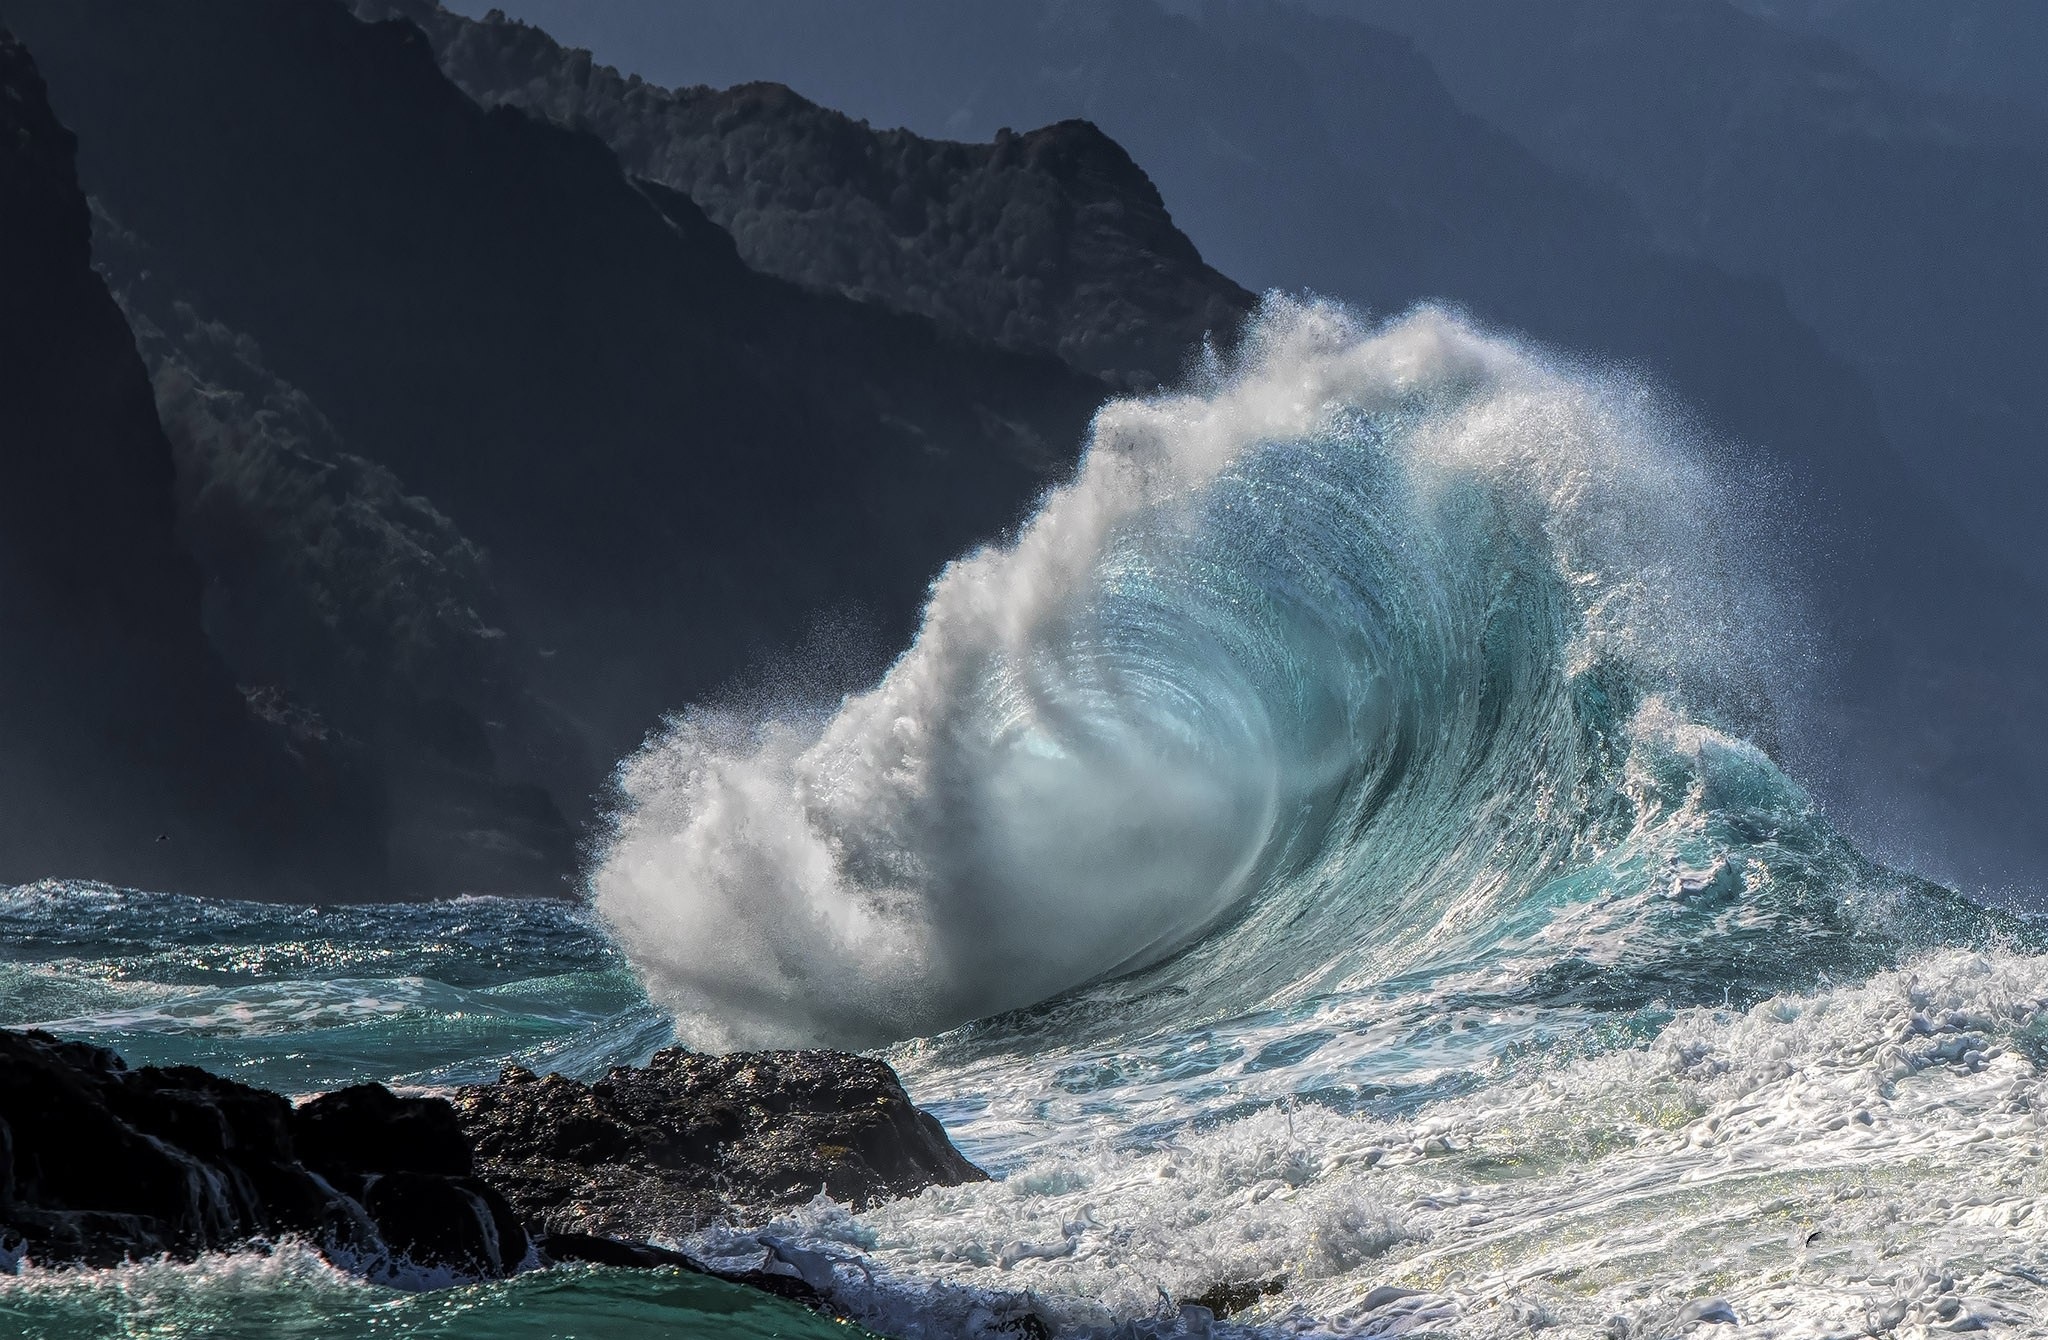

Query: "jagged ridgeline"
<box><xmin>0</xmin><ymin>0</ymin><xmax>1242</xmax><ymax>896</ymax></box>
<box><xmin>353</xmin><ymin>0</ymin><xmax>1253</xmax><ymax>390</ymax></box>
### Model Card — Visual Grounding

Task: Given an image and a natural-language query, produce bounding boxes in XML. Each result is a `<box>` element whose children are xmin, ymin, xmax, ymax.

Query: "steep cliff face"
<box><xmin>93</xmin><ymin>213</ymin><xmax>583</xmax><ymax>897</ymax></box>
<box><xmin>0</xmin><ymin>0</ymin><xmax>1111</xmax><ymax>893</ymax></box>
<box><xmin>354</xmin><ymin>0</ymin><xmax>1252</xmax><ymax>389</ymax></box>
<box><xmin>0</xmin><ymin>33</ymin><xmax>380</xmax><ymax>896</ymax></box>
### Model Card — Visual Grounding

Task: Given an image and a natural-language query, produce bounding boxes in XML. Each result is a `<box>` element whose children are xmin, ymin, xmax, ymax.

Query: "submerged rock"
<box><xmin>0</xmin><ymin>1030</ymin><xmax>522</xmax><ymax>1277</ymax></box>
<box><xmin>536</xmin><ymin>1232</ymin><xmax>841</xmax><ymax>1314</ymax></box>
<box><xmin>456</xmin><ymin>1047</ymin><xmax>988</xmax><ymax>1238</ymax></box>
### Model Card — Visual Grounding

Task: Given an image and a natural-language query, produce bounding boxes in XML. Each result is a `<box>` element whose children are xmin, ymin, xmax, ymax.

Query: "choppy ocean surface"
<box><xmin>9</xmin><ymin>303</ymin><xmax>2048</xmax><ymax>1337</ymax></box>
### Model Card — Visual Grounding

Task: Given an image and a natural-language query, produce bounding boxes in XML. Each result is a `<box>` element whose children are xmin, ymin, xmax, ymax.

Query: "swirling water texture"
<box><xmin>593</xmin><ymin>300</ymin><xmax>1974</xmax><ymax>1052</ymax></box>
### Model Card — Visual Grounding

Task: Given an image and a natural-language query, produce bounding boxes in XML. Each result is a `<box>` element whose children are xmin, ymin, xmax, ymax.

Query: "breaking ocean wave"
<box><xmin>595</xmin><ymin>299</ymin><xmax>1990</xmax><ymax>1051</ymax></box>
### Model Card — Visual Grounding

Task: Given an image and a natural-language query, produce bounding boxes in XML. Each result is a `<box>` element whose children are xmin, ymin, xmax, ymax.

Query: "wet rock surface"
<box><xmin>456</xmin><ymin>1047</ymin><xmax>987</xmax><ymax>1238</ymax></box>
<box><xmin>293</xmin><ymin>1083</ymin><xmax>529</xmax><ymax>1277</ymax></box>
<box><xmin>536</xmin><ymin>1231</ymin><xmax>841</xmax><ymax>1314</ymax></box>
<box><xmin>0</xmin><ymin>1030</ymin><xmax>519</xmax><ymax>1276</ymax></box>
<box><xmin>0</xmin><ymin>1027</ymin><xmax>979</xmax><ymax>1315</ymax></box>
<box><xmin>0</xmin><ymin>1029</ymin><xmax>349</xmax><ymax>1267</ymax></box>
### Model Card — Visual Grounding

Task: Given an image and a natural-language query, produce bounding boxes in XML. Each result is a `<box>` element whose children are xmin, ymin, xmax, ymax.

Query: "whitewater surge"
<box><xmin>595</xmin><ymin>299</ymin><xmax>1814</xmax><ymax>1049</ymax></box>
<box><xmin>704</xmin><ymin>947</ymin><xmax>2048</xmax><ymax>1338</ymax></box>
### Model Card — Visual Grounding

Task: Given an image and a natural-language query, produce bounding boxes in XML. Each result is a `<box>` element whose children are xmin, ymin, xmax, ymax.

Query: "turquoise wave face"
<box><xmin>591</xmin><ymin>301</ymin><xmax>2017</xmax><ymax>1055</ymax></box>
<box><xmin>0</xmin><ymin>883</ymin><xmax>670</xmax><ymax>1094</ymax></box>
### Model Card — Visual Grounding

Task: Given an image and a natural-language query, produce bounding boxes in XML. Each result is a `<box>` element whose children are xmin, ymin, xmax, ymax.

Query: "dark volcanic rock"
<box><xmin>294</xmin><ymin>1083</ymin><xmax>476</xmax><ymax>1180</ymax></box>
<box><xmin>536</xmin><ymin>1232</ymin><xmax>840</xmax><ymax>1314</ymax></box>
<box><xmin>0</xmin><ymin>29</ymin><xmax>381</xmax><ymax>895</ymax></box>
<box><xmin>539</xmin><ymin>1231</ymin><xmax>701</xmax><ymax>1270</ymax></box>
<box><xmin>456</xmin><ymin>1049</ymin><xmax>987</xmax><ymax>1237</ymax></box>
<box><xmin>353</xmin><ymin>0</ymin><xmax>1252</xmax><ymax>389</ymax></box>
<box><xmin>0</xmin><ymin>1026</ymin><xmax>975</xmax><ymax>1312</ymax></box>
<box><xmin>0</xmin><ymin>1029</ymin><xmax>349</xmax><ymax>1268</ymax></box>
<box><xmin>0</xmin><ymin>1031</ymin><xmax>522</xmax><ymax>1277</ymax></box>
<box><xmin>292</xmin><ymin>1085</ymin><xmax>529</xmax><ymax>1276</ymax></box>
<box><xmin>354</xmin><ymin>1173</ymin><xmax>526</xmax><ymax>1278</ymax></box>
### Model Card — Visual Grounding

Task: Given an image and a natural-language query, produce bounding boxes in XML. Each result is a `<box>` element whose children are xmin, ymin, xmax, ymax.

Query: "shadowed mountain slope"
<box><xmin>0</xmin><ymin>0</ymin><xmax>1112</xmax><ymax>895</ymax></box>
<box><xmin>0</xmin><ymin>32</ymin><xmax>381</xmax><ymax>896</ymax></box>
<box><xmin>89</xmin><ymin>211</ymin><xmax>584</xmax><ymax>897</ymax></box>
<box><xmin>356</xmin><ymin>0</ymin><xmax>1252</xmax><ymax>389</ymax></box>
<box><xmin>1727</xmin><ymin>0</ymin><xmax>2048</xmax><ymax>118</ymax></box>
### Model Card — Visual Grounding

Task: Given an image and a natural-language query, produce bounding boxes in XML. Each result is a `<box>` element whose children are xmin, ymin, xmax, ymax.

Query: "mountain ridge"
<box><xmin>354</xmin><ymin>0</ymin><xmax>1253</xmax><ymax>389</ymax></box>
<box><xmin>1332</xmin><ymin>0</ymin><xmax>2048</xmax><ymax>587</ymax></box>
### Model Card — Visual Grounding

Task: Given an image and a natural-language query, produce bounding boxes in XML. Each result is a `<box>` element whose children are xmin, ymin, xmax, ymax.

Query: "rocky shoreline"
<box><xmin>0</xmin><ymin>1028</ymin><xmax>985</xmax><ymax>1313</ymax></box>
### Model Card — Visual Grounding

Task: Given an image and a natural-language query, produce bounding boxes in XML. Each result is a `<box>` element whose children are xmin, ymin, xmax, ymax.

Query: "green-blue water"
<box><xmin>0</xmin><ymin>886</ymin><xmax>853</xmax><ymax>1338</ymax></box>
<box><xmin>0</xmin><ymin>1251</ymin><xmax>871</xmax><ymax>1339</ymax></box>
<box><xmin>0</xmin><ymin>884</ymin><xmax>659</xmax><ymax>1095</ymax></box>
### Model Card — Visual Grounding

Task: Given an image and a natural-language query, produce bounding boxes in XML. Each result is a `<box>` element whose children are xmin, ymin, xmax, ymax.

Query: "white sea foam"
<box><xmin>697</xmin><ymin>948</ymin><xmax>2048</xmax><ymax>1338</ymax></box>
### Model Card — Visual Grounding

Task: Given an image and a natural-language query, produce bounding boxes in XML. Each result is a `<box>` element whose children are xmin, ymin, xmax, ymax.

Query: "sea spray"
<box><xmin>592</xmin><ymin>299</ymin><xmax>1821</xmax><ymax>1050</ymax></box>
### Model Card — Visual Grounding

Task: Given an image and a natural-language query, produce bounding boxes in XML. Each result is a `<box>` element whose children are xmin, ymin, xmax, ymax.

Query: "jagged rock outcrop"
<box><xmin>0</xmin><ymin>1028</ymin><xmax>980</xmax><ymax>1306</ymax></box>
<box><xmin>455</xmin><ymin>1049</ymin><xmax>988</xmax><ymax>1238</ymax></box>
<box><xmin>293</xmin><ymin>1084</ymin><xmax>529</xmax><ymax>1277</ymax></box>
<box><xmin>0</xmin><ymin>31</ymin><xmax>381</xmax><ymax>897</ymax></box>
<box><xmin>354</xmin><ymin>0</ymin><xmax>1251</xmax><ymax>389</ymax></box>
<box><xmin>0</xmin><ymin>0</ymin><xmax>1114</xmax><ymax>895</ymax></box>
<box><xmin>0</xmin><ymin>1030</ymin><xmax>522</xmax><ymax>1276</ymax></box>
